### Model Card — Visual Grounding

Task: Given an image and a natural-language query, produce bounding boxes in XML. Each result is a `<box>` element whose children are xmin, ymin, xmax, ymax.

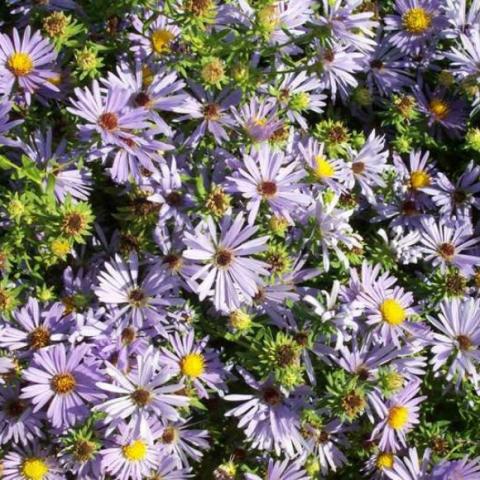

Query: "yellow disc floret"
<box><xmin>380</xmin><ymin>299</ymin><xmax>407</xmax><ymax>326</ymax></box>
<box><xmin>429</xmin><ymin>98</ymin><xmax>450</xmax><ymax>120</ymax></box>
<box><xmin>402</xmin><ymin>7</ymin><xmax>432</xmax><ymax>34</ymax></box>
<box><xmin>387</xmin><ymin>405</ymin><xmax>409</xmax><ymax>430</ymax></box>
<box><xmin>151</xmin><ymin>29</ymin><xmax>174</xmax><ymax>54</ymax></box>
<box><xmin>313</xmin><ymin>155</ymin><xmax>335</xmax><ymax>179</ymax></box>
<box><xmin>180</xmin><ymin>353</ymin><xmax>205</xmax><ymax>378</ymax></box>
<box><xmin>122</xmin><ymin>439</ymin><xmax>148</xmax><ymax>461</ymax></box>
<box><xmin>8</xmin><ymin>52</ymin><xmax>33</xmax><ymax>77</ymax></box>
<box><xmin>376</xmin><ymin>452</ymin><xmax>394</xmax><ymax>470</ymax></box>
<box><xmin>22</xmin><ymin>458</ymin><xmax>49</xmax><ymax>480</ymax></box>
<box><xmin>410</xmin><ymin>170</ymin><xmax>431</xmax><ymax>189</ymax></box>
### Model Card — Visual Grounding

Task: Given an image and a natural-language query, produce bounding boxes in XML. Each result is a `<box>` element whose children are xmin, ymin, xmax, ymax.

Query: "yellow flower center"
<box><xmin>229</xmin><ymin>310</ymin><xmax>252</xmax><ymax>330</ymax></box>
<box><xmin>253</xmin><ymin>117</ymin><xmax>267</xmax><ymax>126</ymax></box>
<box><xmin>22</xmin><ymin>458</ymin><xmax>49</xmax><ymax>480</ymax></box>
<box><xmin>380</xmin><ymin>299</ymin><xmax>407</xmax><ymax>326</ymax></box>
<box><xmin>180</xmin><ymin>353</ymin><xmax>205</xmax><ymax>378</ymax></box>
<box><xmin>387</xmin><ymin>405</ymin><xmax>409</xmax><ymax>429</ymax></box>
<box><xmin>402</xmin><ymin>7</ymin><xmax>432</xmax><ymax>34</ymax></box>
<box><xmin>142</xmin><ymin>64</ymin><xmax>154</xmax><ymax>87</ymax></box>
<box><xmin>410</xmin><ymin>170</ymin><xmax>431</xmax><ymax>189</ymax></box>
<box><xmin>122</xmin><ymin>439</ymin><xmax>148</xmax><ymax>461</ymax></box>
<box><xmin>257</xmin><ymin>4</ymin><xmax>280</xmax><ymax>33</ymax></box>
<box><xmin>151</xmin><ymin>29</ymin><xmax>174</xmax><ymax>54</ymax></box>
<box><xmin>429</xmin><ymin>98</ymin><xmax>449</xmax><ymax>120</ymax></box>
<box><xmin>51</xmin><ymin>238</ymin><xmax>71</xmax><ymax>257</ymax></box>
<box><xmin>313</xmin><ymin>155</ymin><xmax>335</xmax><ymax>179</ymax></box>
<box><xmin>51</xmin><ymin>372</ymin><xmax>76</xmax><ymax>394</ymax></box>
<box><xmin>376</xmin><ymin>452</ymin><xmax>394</xmax><ymax>470</ymax></box>
<box><xmin>8</xmin><ymin>52</ymin><xmax>34</xmax><ymax>76</ymax></box>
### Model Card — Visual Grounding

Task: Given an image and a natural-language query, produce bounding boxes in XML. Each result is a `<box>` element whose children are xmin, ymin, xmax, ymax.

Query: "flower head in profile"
<box><xmin>371</xmin><ymin>380</ymin><xmax>426</xmax><ymax>451</ymax></box>
<box><xmin>183</xmin><ymin>213</ymin><xmax>269</xmax><ymax>312</ymax></box>
<box><xmin>0</xmin><ymin>27</ymin><xmax>58</xmax><ymax>102</ymax></box>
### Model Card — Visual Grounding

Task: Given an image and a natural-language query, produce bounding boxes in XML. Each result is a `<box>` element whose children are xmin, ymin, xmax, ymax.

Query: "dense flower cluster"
<box><xmin>1</xmin><ymin>0</ymin><xmax>480</xmax><ymax>479</ymax></box>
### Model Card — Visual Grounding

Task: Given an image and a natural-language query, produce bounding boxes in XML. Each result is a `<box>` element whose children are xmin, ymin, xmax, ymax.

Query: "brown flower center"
<box><xmin>51</xmin><ymin>372</ymin><xmax>76</xmax><ymax>394</ymax></box>
<box><xmin>73</xmin><ymin>440</ymin><xmax>96</xmax><ymax>462</ymax></box>
<box><xmin>128</xmin><ymin>288</ymin><xmax>146</xmax><ymax>307</ymax></box>
<box><xmin>5</xmin><ymin>399</ymin><xmax>27</xmax><ymax>417</ymax></box>
<box><xmin>457</xmin><ymin>334</ymin><xmax>473</xmax><ymax>351</ymax></box>
<box><xmin>29</xmin><ymin>326</ymin><xmax>50</xmax><ymax>349</ymax></box>
<box><xmin>134</xmin><ymin>92</ymin><xmax>151</xmax><ymax>108</ymax></box>
<box><xmin>165</xmin><ymin>191</ymin><xmax>184</xmax><ymax>207</ymax></box>
<box><xmin>130</xmin><ymin>388</ymin><xmax>152</xmax><ymax>406</ymax></box>
<box><xmin>161</xmin><ymin>425</ymin><xmax>178</xmax><ymax>444</ymax></box>
<box><xmin>203</xmin><ymin>103</ymin><xmax>221</xmax><ymax>121</ymax></box>
<box><xmin>258</xmin><ymin>181</ymin><xmax>278</xmax><ymax>199</ymax></box>
<box><xmin>352</xmin><ymin>162</ymin><xmax>365</xmax><ymax>174</ymax></box>
<box><xmin>62</xmin><ymin>212</ymin><xmax>86</xmax><ymax>236</ymax></box>
<box><xmin>438</xmin><ymin>242</ymin><xmax>455</xmax><ymax>260</ymax></box>
<box><xmin>214</xmin><ymin>248</ymin><xmax>234</xmax><ymax>268</ymax></box>
<box><xmin>98</xmin><ymin>112</ymin><xmax>119</xmax><ymax>131</ymax></box>
<box><xmin>121</xmin><ymin>327</ymin><xmax>137</xmax><ymax>345</ymax></box>
<box><xmin>262</xmin><ymin>386</ymin><xmax>282</xmax><ymax>406</ymax></box>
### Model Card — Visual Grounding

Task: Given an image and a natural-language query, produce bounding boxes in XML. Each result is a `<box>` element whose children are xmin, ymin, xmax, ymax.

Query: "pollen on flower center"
<box><xmin>122</xmin><ymin>439</ymin><xmax>148</xmax><ymax>461</ymax></box>
<box><xmin>380</xmin><ymin>299</ymin><xmax>407</xmax><ymax>326</ymax></box>
<box><xmin>429</xmin><ymin>99</ymin><xmax>450</xmax><ymax>120</ymax></box>
<box><xmin>98</xmin><ymin>112</ymin><xmax>119</xmax><ymax>131</ymax></box>
<box><xmin>402</xmin><ymin>7</ymin><xmax>432</xmax><ymax>34</ymax></box>
<box><xmin>151</xmin><ymin>29</ymin><xmax>174</xmax><ymax>54</ymax></box>
<box><xmin>313</xmin><ymin>155</ymin><xmax>334</xmax><ymax>179</ymax></box>
<box><xmin>438</xmin><ymin>242</ymin><xmax>455</xmax><ymax>260</ymax></box>
<box><xmin>376</xmin><ymin>452</ymin><xmax>394</xmax><ymax>470</ymax></box>
<box><xmin>8</xmin><ymin>52</ymin><xmax>34</xmax><ymax>76</ymax></box>
<box><xmin>29</xmin><ymin>326</ymin><xmax>50</xmax><ymax>349</ymax></box>
<box><xmin>130</xmin><ymin>387</ymin><xmax>152</xmax><ymax>406</ymax></box>
<box><xmin>214</xmin><ymin>248</ymin><xmax>234</xmax><ymax>268</ymax></box>
<box><xmin>258</xmin><ymin>180</ymin><xmax>278</xmax><ymax>198</ymax></box>
<box><xmin>410</xmin><ymin>170</ymin><xmax>431</xmax><ymax>189</ymax></box>
<box><xmin>180</xmin><ymin>352</ymin><xmax>205</xmax><ymax>378</ymax></box>
<box><xmin>22</xmin><ymin>458</ymin><xmax>49</xmax><ymax>480</ymax></box>
<box><xmin>51</xmin><ymin>372</ymin><xmax>77</xmax><ymax>394</ymax></box>
<box><xmin>387</xmin><ymin>405</ymin><xmax>409</xmax><ymax>429</ymax></box>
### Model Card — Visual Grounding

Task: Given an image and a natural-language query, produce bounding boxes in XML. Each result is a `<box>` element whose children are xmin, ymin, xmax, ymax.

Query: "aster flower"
<box><xmin>428</xmin><ymin>298</ymin><xmax>480</xmax><ymax>390</ymax></box>
<box><xmin>431</xmin><ymin>456</ymin><xmax>480</xmax><ymax>480</ymax></box>
<box><xmin>418</xmin><ymin>217</ymin><xmax>480</xmax><ymax>276</ymax></box>
<box><xmin>227</xmin><ymin>143</ymin><xmax>310</xmax><ymax>225</ymax></box>
<box><xmin>313</xmin><ymin>43</ymin><xmax>364</xmax><ymax>101</ymax></box>
<box><xmin>384</xmin><ymin>447</ymin><xmax>431</xmax><ymax>480</ymax></box>
<box><xmin>95</xmin><ymin>346</ymin><xmax>189</xmax><ymax>423</ymax></box>
<box><xmin>0</xmin><ymin>100</ymin><xmax>22</xmax><ymax>147</ymax></box>
<box><xmin>2</xmin><ymin>446</ymin><xmax>61</xmax><ymax>480</ymax></box>
<box><xmin>175</xmin><ymin>84</ymin><xmax>241</xmax><ymax>147</ymax></box>
<box><xmin>100</xmin><ymin>422</ymin><xmax>158</xmax><ymax>480</ymax></box>
<box><xmin>21</xmin><ymin>129</ymin><xmax>92</xmax><ymax>202</ymax></box>
<box><xmin>150</xmin><ymin>455</ymin><xmax>192</xmax><ymax>480</ymax></box>
<box><xmin>94</xmin><ymin>252</ymin><xmax>182</xmax><ymax>329</ymax></box>
<box><xmin>446</xmin><ymin>29</ymin><xmax>480</xmax><ymax>80</ymax></box>
<box><xmin>161</xmin><ymin>329</ymin><xmax>227</xmax><ymax>398</ymax></box>
<box><xmin>371</xmin><ymin>380</ymin><xmax>426</xmax><ymax>451</ymax></box>
<box><xmin>0</xmin><ymin>27</ymin><xmax>58</xmax><ymax>102</ymax></box>
<box><xmin>129</xmin><ymin>12</ymin><xmax>180</xmax><ymax>60</ymax></box>
<box><xmin>232</xmin><ymin>98</ymin><xmax>282</xmax><ymax>142</ymax></box>
<box><xmin>315</xmin><ymin>0</ymin><xmax>378</xmax><ymax>52</ymax></box>
<box><xmin>0</xmin><ymin>384</ymin><xmax>43</xmax><ymax>446</ymax></box>
<box><xmin>0</xmin><ymin>298</ymin><xmax>71</xmax><ymax>357</ymax></box>
<box><xmin>225</xmin><ymin>368</ymin><xmax>305</xmax><ymax>457</ymax></box>
<box><xmin>298</xmin><ymin>137</ymin><xmax>348</xmax><ymax>194</ymax></box>
<box><xmin>393</xmin><ymin>149</ymin><xmax>436</xmax><ymax>194</ymax></box>
<box><xmin>306</xmin><ymin>194</ymin><xmax>361</xmax><ymax>272</ymax></box>
<box><xmin>384</xmin><ymin>0</ymin><xmax>446</xmax><ymax>54</ymax></box>
<box><xmin>245</xmin><ymin>458</ymin><xmax>308</xmax><ymax>480</ymax></box>
<box><xmin>344</xmin><ymin>130</ymin><xmax>389</xmax><ymax>203</ymax></box>
<box><xmin>157</xmin><ymin>419</ymin><xmax>210</xmax><ymax>468</ymax></box>
<box><xmin>67</xmin><ymin>80</ymin><xmax>150</xmax><ymax>146</ymax></box>
<box><xmin>20</xmin><ymin>343</ymin><xmax>101</xmax><ymax>429</ymax></box>
<box><xmin>444</xmin><ymin>0</ymin><xmax>480</xmax><ymax>36</ymax></box>
<box><xmin>183</xmin><ymin>213</ymin><xmax>269</xmax><ymax>312</ymax></box>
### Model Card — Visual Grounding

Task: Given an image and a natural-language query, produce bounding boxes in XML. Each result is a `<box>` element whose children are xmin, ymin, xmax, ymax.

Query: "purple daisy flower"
<box><xmin>2</xmin><ymin>446</ymin><xmax>61</xmax><ymax>480</ymax></box>
<box><xmin>0</xmin><ymin>298</ymin><xmax>72</xmax><ymax>357</ymax></box>
<box><xmin>161</xmin><ymin>329</ymin><xmax>227</xmax><ymax>398</ymax></box>
<box><xmin>176</xmin><ymin>84</ymin><xmax>241</xmax><ymax>147</ymax></box>
<box><xmin>385</xmin><ymin>0</ymin><xmax>446</xmax><ymax>54</ymax></box>
<box><xmin>227</xmin><ymin>143</ymin><xmax>310</xmax><ymax>225</ymax></box>
<box><xmin>371</xmin><ymin>380</ymin><xmax>426</xmax><ymax>451</ymax></box>
<box><xmin>431</xmin><ymin>456</ymin><xmax>480</xmax><ymax>480</ymax></box>
<box><xmin>0</xmin><ymin>100</ymin><xmax>22</xmax><ymax>147</ymax></box>
<box><xmin>95</xmin><ymin>346</ymin><xmax>189</xmax><ymax>423</ymax></box>
<box><xmin>0</xmin><ymin>27</ymin><xmax>58</xmax><ymax>102</ymax></box>
<box><xmin>384</xmin><ymin>447</ymin><xmax>431</xmax><ymax>480</ymax></box>
<box><xmin>94</xmin><ymin>252</ymin><xmax>182</xmax><ymax>329</ymax></box>
<box><xmin>444</xmin><ymin>0</ymin><xmax>480</xmax><ymax>36</ymax></box>
<box><xmin>150</xmin><ymin>455</ymin><xmax>192</xmax><ymax>480</ymax></box>
<box><xmin>20</xmin><ymin>343</ymin><xmax>101</xmax><ymax>429</ymax></box>
<box><xmin>156</xmin><ymin>418</ymin><xmax>210</xmax><ymax>468</ymax></box>
<box><xmin>100</xmin><ymin>422</ymin><xmax>158</xmax><ymax>480</ymax></box>
<box><xmin>225</xmin><ymin>368</ymin><xmax>305</xmax><ymax>457</ymax></box>
<box><xmin>0</xmin><ymin>383</ymin><xmax>43</xmax><ymax>446</ymax></box>
<box><xmin>418</xmin><ymin>217</ymin><xmax>480</xmax><ymax>276</ymax></box>
<box><xmin>246</xmin><ymin>458</ymin><xmax>308</xmax><ymax>480</ymax></box>
<box><xmin>183</xmin><ymin>213</ymin><xmax>269</xmax><ymax>312</ymax></box>
<box><xmin>428</xmin><ymin>297</ymin><xmax>480</xmax><ymax>391</ymax></box>
<box><xmin>67</xmin><ymin>80</ymin><xmax>150</xmax><ymax>146</ymax></box>
<box><xmin>446</xmin><ymin>30</ymin><xmax>480</xmax><ymax>80</ymax></box>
